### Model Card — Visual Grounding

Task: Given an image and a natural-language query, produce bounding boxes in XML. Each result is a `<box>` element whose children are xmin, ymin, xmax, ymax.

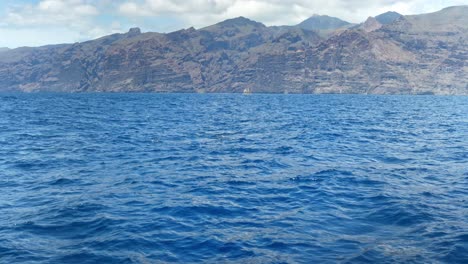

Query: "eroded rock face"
<box><xmin>0</xmin><ymin>6</ymin><xmax>466</xmax><ymax>94</ymax></box>
<box><xmin>127</xmin><ymin>28</ymin><xmax>142</xmax><ymax>37</ymax></box>
<box><xmin>360</xmin><ymin>17</ymin><xmax>382</xmax><ymax>33</ymax></box>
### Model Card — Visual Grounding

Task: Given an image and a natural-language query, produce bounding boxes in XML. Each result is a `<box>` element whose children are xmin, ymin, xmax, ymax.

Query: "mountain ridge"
<box><xmin>0</xmin><ymin>6</ymin><xmax>466</xmax><ymax>94</ymax></box>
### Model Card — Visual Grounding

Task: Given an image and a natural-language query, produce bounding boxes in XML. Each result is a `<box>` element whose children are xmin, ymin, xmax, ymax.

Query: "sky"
<box><xmin>0</xmin><ymin>0</ymin><xmax>466</xmax><ymax>48</ymax></box>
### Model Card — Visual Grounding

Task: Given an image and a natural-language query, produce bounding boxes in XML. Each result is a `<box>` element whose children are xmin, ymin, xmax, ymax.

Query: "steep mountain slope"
<box><xmin>358</xmin><ymin>17</ymin><xmax>382</xmax><ymax>32</ymax></box>
<box><xmin>0</xmin><ymin>6</ymin><xmax>466</xmax><ymax>94</ymax></box>
<box><xmin>0</xmin><ymin>17</ymin><xmax>321</xmax><ymax>93</ymax></box>
<box><xmin>303</xmin><ymin>6</ymin><xmax>468</xmax><ymax>94</ymax></box>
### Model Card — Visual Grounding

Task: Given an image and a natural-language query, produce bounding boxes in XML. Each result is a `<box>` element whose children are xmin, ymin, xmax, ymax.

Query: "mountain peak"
<box><xmin>375</xmin><ymin>11</ymin><xmax>402</xmax><ymax>24</ymax></box>
<box><xmin>360</xmin><ymin>17</ymin><xmax>382</xmax><ymax>32</ymax></box>
<box><xmin>216</xmin><ymin>16</ymin><xmax>265</xmax><ymax>28</ymax></box>
<box><xmin>298</xmin><ymin>15</ymin><xmax>350</xmax><ymax>31</ymax></box>
<box><xmin>127</xmin><ymin>27</ymin><xmax>141</xmax><ymax>37</ymax></box>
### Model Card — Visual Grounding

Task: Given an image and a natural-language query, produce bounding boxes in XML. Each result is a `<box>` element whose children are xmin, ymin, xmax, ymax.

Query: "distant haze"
<box><xmin>0</xmin><ymin>0</ymin><xmax>467</xmax><ymax>48</ymax></box>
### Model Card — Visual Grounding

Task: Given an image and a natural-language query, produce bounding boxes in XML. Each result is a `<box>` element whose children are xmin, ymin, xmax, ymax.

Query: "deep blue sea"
<box><xmin>0</xmin><ymin>93</ymin><xmax>467</xmax><ymax>263</ymax></box>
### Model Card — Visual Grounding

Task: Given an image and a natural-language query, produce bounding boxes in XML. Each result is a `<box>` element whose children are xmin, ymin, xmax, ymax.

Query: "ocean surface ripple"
<box><xmin>0</xmin><ymin>93</ymin><xmax>467</xmax><ymax>263</ymax></box>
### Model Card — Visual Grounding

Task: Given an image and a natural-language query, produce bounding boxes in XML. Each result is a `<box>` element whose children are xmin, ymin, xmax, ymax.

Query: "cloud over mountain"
<box><xmin>0</xmin><ymin>0</ymin><xmax>467</xmax><ymax>47</ymax></box>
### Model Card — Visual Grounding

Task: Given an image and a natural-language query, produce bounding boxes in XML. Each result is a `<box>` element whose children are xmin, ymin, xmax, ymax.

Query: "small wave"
<box><xmin>49</xmin><ymin>178</ymin><xmax>80</xmax><ymax>186</ymax></box>
<box><xmin>18</xmin><ymin>216</ymin><xmax>121</xmax><ymax>240</ymax></box>
<box><xmin>364</xmin><ymin>204</ymin><xmax>433</xmax><ymax>227</ymax></box>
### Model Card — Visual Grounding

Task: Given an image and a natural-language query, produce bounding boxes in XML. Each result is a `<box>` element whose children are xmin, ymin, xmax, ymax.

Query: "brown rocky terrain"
<box><xmin>0</xmin><ymin>6</ymin><xmax>466</xmax><ymax>94</ymax></box>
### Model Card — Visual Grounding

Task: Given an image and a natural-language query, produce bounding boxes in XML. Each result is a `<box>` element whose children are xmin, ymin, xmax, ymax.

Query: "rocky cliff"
<box><xmin>0</xmin><ymin>6</ymin><xmax>466</xmax><ymax>94</ymax></box>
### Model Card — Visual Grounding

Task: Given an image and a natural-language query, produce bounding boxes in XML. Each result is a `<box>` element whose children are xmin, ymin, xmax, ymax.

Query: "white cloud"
<box><xmin>119</xmin><ymin>2</ymin><xmax>152</xmax><ymax>16</ymax></box>
<box><xmin>118</xmin><ymin>0</ymin><xmax>468</xmax><ymax>27</ymax></box>
<box><xmin>0</xmin><ymin>0</ymin><xmax>466</xmax><ymax>47</ymax></box>
<box><xmin>0</xmin><ymin>27</ymin><xmax>81</xmax><ymax>48</ymax></box>
<box><xmin>0</xmin><ymin>0</ymin><xmax>124</xmax><ymax>47</ymax></box>
<box><xmin>4</xmin><ymin>0</ymin><xmax>99</xmax><ymax>27</ymax></box>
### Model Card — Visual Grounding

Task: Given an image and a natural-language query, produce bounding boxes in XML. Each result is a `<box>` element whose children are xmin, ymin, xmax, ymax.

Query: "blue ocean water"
<box><xmin>0</xmin><ymin>93</ymin><xmax>467</xmax><ymax>263</ymax></box>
